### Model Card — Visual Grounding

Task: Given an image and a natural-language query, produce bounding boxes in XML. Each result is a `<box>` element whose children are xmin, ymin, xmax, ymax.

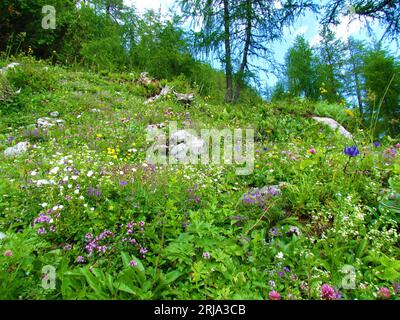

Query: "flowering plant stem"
<box><xmin>244</xmin><ymin>202</ymin><xmax>274</xmax><ymax>236</ymax></box>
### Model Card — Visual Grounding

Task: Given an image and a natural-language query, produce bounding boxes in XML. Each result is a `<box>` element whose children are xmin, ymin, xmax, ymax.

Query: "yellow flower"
<box><xmin>345</xmin><ymin>109</ymin><xmax>355</xmax><ymax>117</ymax></box>
<box><xmin>96</xmin><ymin>134</ymin><xmax>103</xmax><ymax>138</ymax></box>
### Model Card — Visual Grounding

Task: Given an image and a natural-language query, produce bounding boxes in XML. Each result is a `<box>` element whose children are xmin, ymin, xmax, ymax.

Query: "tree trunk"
<box><xmin>233</xmin><ymin>0</ymin><xmax>252</xmax><ymax>103</ymax></box>
<box><xmin>349</xmin><ymin>48</ymin><xmax>363</xmax><ymax>116</ymax></box>
<box><xmin>223</xmin><ymin>0</ymin><xmax>233</xmax><ymax>103</ymax></box>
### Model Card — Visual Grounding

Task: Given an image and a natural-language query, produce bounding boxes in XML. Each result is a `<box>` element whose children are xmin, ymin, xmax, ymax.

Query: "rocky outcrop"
<box><xmin>4</xmin><ymin>141</ymin><xmax>29</xmax><ymax>157</ymax></box>
<box><xmin>312</xmin><ymin>116</ymin><xmax>353</xmax><ymax>139</ymax></box>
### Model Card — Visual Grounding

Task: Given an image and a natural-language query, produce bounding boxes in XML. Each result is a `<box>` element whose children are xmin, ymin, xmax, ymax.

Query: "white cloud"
<box><xmin>124</xmin><ymin>0</ymin><xmax>174</xmax><ymax>14</ymax></box>
<box><xmin>310</xmin><ymin>14</ymin><xmax>368</xmax><ymax>47</ymax></box>
<box><xmin>294</xmin><ymin>25</ymin><xmax>309</xmax><ymax>36</ymax></box>
<box><xmin>274</xmin><ymin>0</ymin><xmax>283</xmax><ymax>10</ymax></box>
<box><xmin>310</xmin><ymin>34</ymin><xmax>322</xmax><ymax>46</ymax></box>
<box><xmin>333</xmin><ymin>14</ymin><xmax>364</xmax><ymax>41</ymax></box>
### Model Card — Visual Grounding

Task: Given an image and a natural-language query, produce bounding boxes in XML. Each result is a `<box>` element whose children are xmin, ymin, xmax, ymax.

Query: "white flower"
<box><xmin>41</xmin><ymin>203</ymin><xmax>48</xmax><ymax>208</ymax></box>
<box><xmin>74</xmin><ymin>189</ymin><xmax>80</xmax><ymax>195</ymax></box>
<box><xmin>87</xmin><ymin>170</ymin><xmax>94</xmax><ymax>177</ymax></box>
<box><xmin>30</xmin><ymin>171</ymin><xmax>37</xmax><ymax>176</ymax></box>
<box><xmin>67</xmin><ymin>184</ymin><xmax>72</xmax><ymax>189</ymax></box>
<box><xmin>84</xmin><ymin>204</ymin><xmax>88</xmax><ymax>208</ymax></box>
<box><xmin>276</xmin><ymin>252</ymin><xmax>284</xmax><ymax>259</ymax></box>
<box><xmin>49</xmin><ymin>167</ymin><xmax>59</xmax><ymax>175</ymax></box>
<box><xmin>72</xmin><ymin>175</ymin><xmax>78</xmax><ymax>180</ymax></box>
<box><xmin>119</xmin><ymin>171</ymin><xmax>124</xmax><ymax>175</ymax></box>
<box><xmin>63</xmin><ymin>176</ymin><xmax>69</xmax><ymax>182</ymax></box>
<box><xmin>79</xmin><ymin>196</ymin><xmax>84</xmax><ymax>200</ymax></box>
<box><xmin>36</xmin><ymin>179</ymin><xmax>50</xmax><ymax>186</ymax></box>
<box><xmin>91</xmin><ymin>207</ymin><xmax>95</xmax><ymax>211</ymax></box>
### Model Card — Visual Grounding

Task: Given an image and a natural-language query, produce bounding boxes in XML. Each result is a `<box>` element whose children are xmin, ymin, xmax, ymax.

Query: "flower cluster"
<box><xmin>85</xmin><ymin>230</ymin><xmax>115</xmax><ymax>255</ymax></box>
<box><xmin>343</xmin><ymin>146</ymin><xmax>359</xmax><ymax>157</ymax></box>
<box><xmin>321</xmin><ymin>284</ymin><xmax>341</xmax><ymax>300</ymax></box>
<box><xmin>33</xmin><ymin>205</ymin><xmax>63</xmax><ymax>235</ymax></box>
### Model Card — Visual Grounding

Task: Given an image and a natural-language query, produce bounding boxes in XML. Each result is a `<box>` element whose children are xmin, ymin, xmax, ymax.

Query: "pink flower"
<box><xmin>321</xmin><ymin>284</ymin><xmax>337</xmax><ymax>300</ymax></box>
<box><xmin>377</xmin><ymin>287</ymin><xmax>391</xmax><ymax>299</ymax></box>
<box><xmin>308</xmin><ymin>148</ymin><xmax>316</xmax><ymax>154</ymax></box>
<box><xmin>202</xmin><ymin>252</ymin><xmax>211</xmax><ymax>259</ymax></box>
<box><xmin>395</xmin><ymin>143</ymin><xmax>400</xmax><ymax>149</ymax></box>
<box><xmin>4</xmin><ymin>250</ymin><xmax>13</xmax><ymax>257</ymax></box>
<box><xmin>269</xmin><ymin>290</ymin><xmax>281</xmax><ymax>300</ymax></box>
<box><xmin>130</xmin><ymin>260</ymin><xmax>138</xmax><ymax>267</ymax></box>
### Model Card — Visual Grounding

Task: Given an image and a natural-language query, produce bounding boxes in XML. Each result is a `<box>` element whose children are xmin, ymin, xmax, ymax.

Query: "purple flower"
<box><xmin>4</xmin><ymin>250</ymin><xmax>13</xmax><ymax>257</ymax></box>
<box><xmin>344</xmin><ymin>146</ymin><xmax>359</xmax><ymax>157</ymax></box>
<box><xmin>373</xmin><ymin>141</ymin><xmax>381</xmax><ymax>147</ymax></box>
<box><xmin>37</xmin><ymin>227</ymin><xmax>47</xmax><ymax>235</ymax></box>
<box><xmin>377</xmin><ymin>287</ymin><xmax>391</xmax><ymax>299</ymax></box>
<box><xmin>140</xmin><ymin>247</ymin><xmax>148</xmax><ymax>255</ymax></box>
<box><xmin>63</xmin><ymin>244</ymin><xmax>72</xmax><ymax>251</ymax></box>
<box><xmin>119</xmin><ymin>181</ymin><xmax>128</xmax><ymax>186</ymax></box>
<box><xmin>85</xmin><ymin>233</ymin><xmax>93</xmax><ymax>241</ymax></box>
<box><xmin>321</xmin><ymin>284</ymin><xmax>338</xmax><ymax>300</ymax></box>
<box><xmin>383</xmin><ymin>147</ymin><xmax>397</xmax><ymax>159</ymax></box>
<box><xmin>76</xmin><ymin>256</ymin><xmax>85</xmax><ymax>263</ymax></box>
<box><xmin>202</xmin><ymin>252</ymin><xmax>211</xmax><ymax>260</ymax></box>
<box><xmin>130</xmin><ymin>260</ymin><xmax>138</xmax><ymax>267</ymax></box>
<box><xmin>34</xmin><ymin>214</ymin><xmax>51</xmax><ymax>224</ymax></box>
<box><xmin>269</xmin><ymin>291</ymin><xmax>281</xmax><ymax>300</ymax></box>
<box><xmin>138</xmin><ymin>221</ymin><xmax>145</xmax><ymax>227</ymax></box>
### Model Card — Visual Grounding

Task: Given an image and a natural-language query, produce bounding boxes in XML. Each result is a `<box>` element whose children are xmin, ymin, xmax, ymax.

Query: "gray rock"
<box><xmin>170</xmin><ymin>130</ymin><xmax>206</xmax><ymax>161</ymax></box>
<box><xmin>312</xmin><ymin>116</ymin><xmax>353</xmax><ymax>139</ymax></box>
<box><xmin>4</xmin><ymin>141</ymin><xmax>29</xmax><ymax>157</ymax></box>
<box><xmin>37</xmin><ymin>117</ymin><xmax>64</xmax><ymax>128</ymax></box>
<box><xmin>0</xmin><ymin>62</ymin><xmax>20</xmax><ymax>74</ymax></box>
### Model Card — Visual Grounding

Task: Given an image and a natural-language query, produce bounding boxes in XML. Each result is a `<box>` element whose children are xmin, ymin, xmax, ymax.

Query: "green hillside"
<box><xmin>1</xmin><ymin>56</ymin><xmax>399</xmax><ymax>300</ymax></box>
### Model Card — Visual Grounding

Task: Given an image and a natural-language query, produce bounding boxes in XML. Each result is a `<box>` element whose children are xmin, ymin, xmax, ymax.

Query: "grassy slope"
<box><xmin>0</xmin><ymin>57</ymin><xmax>399</xmax><ymax>300</ymax></box>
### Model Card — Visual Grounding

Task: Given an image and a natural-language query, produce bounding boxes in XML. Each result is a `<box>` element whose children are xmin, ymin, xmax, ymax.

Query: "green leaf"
<box><xmin>377</xmin><ymin>268</ymin><xmax>400</xmax><ymax>281</ymax></box>
<box><xmin>164</xmin><ymin>270</ymin><xmax>182</xmax><ymax>285</ymax></box>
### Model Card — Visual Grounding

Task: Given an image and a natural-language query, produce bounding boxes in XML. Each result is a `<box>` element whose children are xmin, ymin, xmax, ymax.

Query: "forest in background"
<box><xmin>1</xmin><ymin>0</ymin><xmax>399</xmax><ymax>136</ymax></box>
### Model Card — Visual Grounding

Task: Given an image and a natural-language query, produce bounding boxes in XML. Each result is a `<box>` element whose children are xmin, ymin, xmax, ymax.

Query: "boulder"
<box><xmin>312</xmin><ymin>116</ymin><xmax>353</xmax><ymax>139</ymax></box>
<box><xmin>169</xmin><ymin>130</ymin><xmax>206</xmax><ymax>161</ymax></box>
<box><xmin>37</xmin><ymin>117</ymin><xmax>65</xmax><ymax>128</ymax></box>
<box><xmin>0</xmin><ymin>62</ymin><xmax>20</xmax><ymax>74</ymax></box>
<box><xmin>4</xmin><ymin>141</ymin><xmax>29</xmax><ymax>157</ymax></box>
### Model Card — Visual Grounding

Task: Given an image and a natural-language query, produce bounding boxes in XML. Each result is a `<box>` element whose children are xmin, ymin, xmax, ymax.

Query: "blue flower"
<box><xmin>373</xmin><ymin>141</ymin><xmax>381</xmax><ymax>148</ymax></box>
<box><xmin>344</xmin><ymin>146</ymin><xmax>359</xmax><ymax>157</ymax></box>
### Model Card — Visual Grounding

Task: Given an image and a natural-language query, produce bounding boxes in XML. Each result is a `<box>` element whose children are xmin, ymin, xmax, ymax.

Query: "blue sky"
<box><xmin>125</xmin><ymin>0</ymin><xmax>399</xmax><ymax>90</ymax></box>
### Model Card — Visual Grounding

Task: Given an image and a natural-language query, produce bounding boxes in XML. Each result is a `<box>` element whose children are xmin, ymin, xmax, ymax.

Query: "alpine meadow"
<box><xmin>1</xmin><ymin>0</ymin><xmax>400</xmax><ymax>302</ymax></box>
